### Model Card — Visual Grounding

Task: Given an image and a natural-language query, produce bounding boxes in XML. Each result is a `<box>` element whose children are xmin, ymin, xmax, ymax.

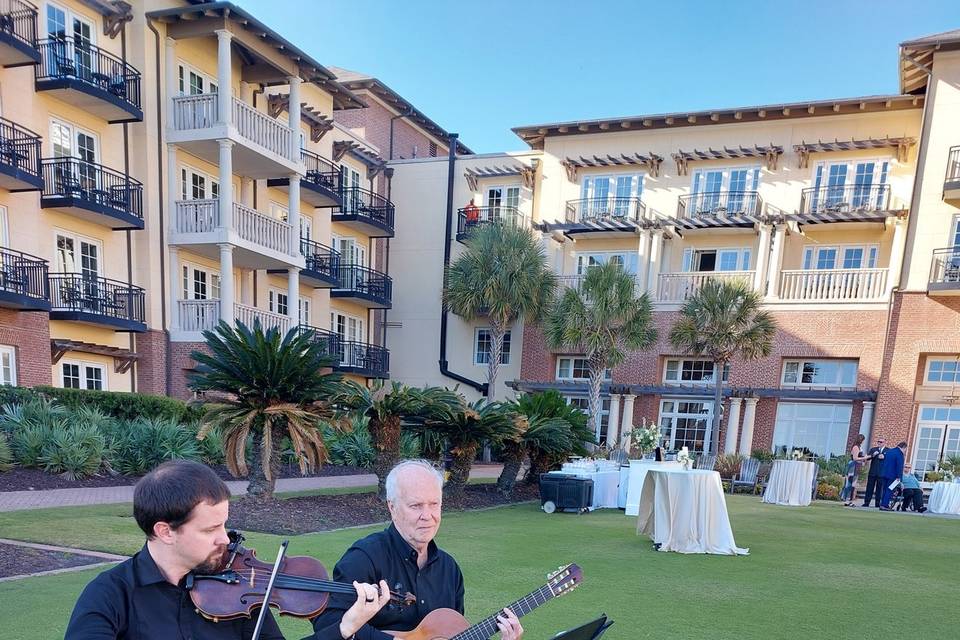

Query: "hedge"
<box><xmin>0</xmin><ymin>385</ymin><xmax>202</xmax><ymax>423</ymax></box>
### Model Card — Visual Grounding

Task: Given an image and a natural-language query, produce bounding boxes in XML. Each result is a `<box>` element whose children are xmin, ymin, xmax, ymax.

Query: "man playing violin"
<box><xmin>65</xmin><ymin>460</ymin><xmax>389</xmax><ymax>640</ymax></box>
<box><xmin>311</xmin><ymin>460</ymin><xmax>524</xmax><ymax>640</ymax></box>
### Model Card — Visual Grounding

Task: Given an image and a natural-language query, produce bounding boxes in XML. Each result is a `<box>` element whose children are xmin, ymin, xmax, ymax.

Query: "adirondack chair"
<box><xmin>730</xmin><ymin>457</ymin><xmax>761</xmax><ymax>495</ymax></box>
<box><xmin>697</xmin><ymin>454</ymin><xmax>717</xmax><ymax>471</ymax></box>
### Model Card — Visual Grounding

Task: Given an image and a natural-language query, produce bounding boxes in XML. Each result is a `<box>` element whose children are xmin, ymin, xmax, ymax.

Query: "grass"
<box><xmin>0</xmin><ymin>497</ymin><xmax>957</xmax><ymax>639</ymax></box>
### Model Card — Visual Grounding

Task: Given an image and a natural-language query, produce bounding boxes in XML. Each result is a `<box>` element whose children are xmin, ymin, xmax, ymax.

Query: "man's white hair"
<box><xmin>385</xmin><ymin>459</ymin><xmax>444</xmax><ymax>503</ymax></box>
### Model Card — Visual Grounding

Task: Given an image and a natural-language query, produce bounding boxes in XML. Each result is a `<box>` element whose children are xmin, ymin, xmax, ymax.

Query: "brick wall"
<box><xmin>0</xmin><ymin>310</ymin><xmax>51</xmax><ymax>386</ymax></box>
<box><xmin>135</xmin><ymin>329</ymin><xmax>168</xmax><ymax>396</ymax></box>
<box><xmin>168</xmin><ymin>341</ymin><xmax>211</xmax><ymax>401</ymax></box>
<box><xmin>334</xmin><ymin>97</ymin><xmax>447</xmax><ymax>165</ymax></box>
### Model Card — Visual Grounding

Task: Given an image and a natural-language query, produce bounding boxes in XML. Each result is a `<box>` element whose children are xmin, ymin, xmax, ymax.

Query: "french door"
<box><xmin>658</xmin><ymin>399</ymin><xmax>713</xmax><ymax>454</ymax></box>
<box><xmin>812</xmin><ymin>160</ymin><xmax>889</xmax><ymax>211</ymax></box>
<box><xmin>913</xmin><ymin>406</ymin><xmax>960</xmax><ymax>476</ymax></box>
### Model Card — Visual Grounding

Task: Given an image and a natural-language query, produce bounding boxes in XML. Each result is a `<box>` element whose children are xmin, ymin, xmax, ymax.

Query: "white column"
<box><xmin>169</xmin><ymin>246</ymin><xmax>180</xmax><ymax>330</ymax></box>
<box><xmin>646</xmin><ymin>229</ymin><xmax>663</xmax><ymax>296</ymax></box>
<box><xmin>636</xmin><ymin>228</ymin><xmax>650</xmax><ymax>294</ymax></box>
<box><xmin>240</xmin><ymin>178</ymin><xmax>254</xmax><ymax>208</ymax></box>
<box><xmin>724</xmin><ymin>397</ymin><xmax>743</xmax><ymax>454</ymax></box>
<box><xmin>166</xmin><ymin>144</ymin><xmax>178</xmax><ymax>231</ymax></box>
<box><xmin>753</xmin><ymin>224</ymin><xmax>771</xmax><ymax>293</ymax></box>
<box><xmin>859</xmin><ymin>401</ymin><xmax>876</xmax><ymax>442</ymax></box>
<box><xmin>219</xmin><ymin>243</ymin><xmax>235</xmax><ymax>326</ymax></box>
<box><xmin>287</xmin><ymin>268</ymin><xmax>300</xmax><ymax>326</ymax></box>
<box><xmin>620</xmin><ymin>394</ymin><xmax>636</xmax><ymax>452</ymax></box>
<box><xmin>765</xmin><ymin>225</ymin><xmax>786</xmax><ymax>300</ymax></box>
<box><xmin>288</xmin><ymin>75</ymin><xmax>302</xmax><ymax>161</ymax></box>
<box><xmin>885</xmin><ymin>218</ymin><xmax>907</xmax><ymax>295</ymax></box>
<box><xmin>288</xmin><ymin>173</ymin><xmax>301</xmax><ymax>256</ymax></box>
<box><xmin>607</xmin><ymin>394</ymin><xmax>622</xmax><ymax>448</ymax></box>
<box><xmin>215</xmin><ymin>29</ymin><xmax>232</xmax><ymax>126</ymax></box>
<box><xmin>738</xmin><ymin>398</ymin><xmax>759</xmax><ymax>456</ymax></box>
<box><xmin>164</xmin><ymin>37</ymin><xmax>177</xmax><ymax>124</ymax></box>
<box><xmin>218</xmin><ymin>139</ymin><xmax>233</xmax><ymax>230</ymax></box>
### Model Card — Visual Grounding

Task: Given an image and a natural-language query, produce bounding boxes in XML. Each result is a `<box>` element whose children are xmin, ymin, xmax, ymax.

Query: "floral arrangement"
<box><xmin>791</xmin><ymin>449</ymin><xmax>803</xmax><ymax>461</ymax></box>
<box><xmin>677</xmin><ymin>446</ymin><xmax>692</xmax><ymax>470</ymax></box>
<box><xmin>629</xmin><ymin>418</ymin><xmax>660</xmax><ymax>454</ymax></box>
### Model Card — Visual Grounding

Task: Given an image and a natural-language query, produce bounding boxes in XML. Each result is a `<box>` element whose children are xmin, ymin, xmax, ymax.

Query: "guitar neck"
<box><xmin>452</xmin><ymin>585</ymin><xmax>555</xmax><ymax>640</ymax></box>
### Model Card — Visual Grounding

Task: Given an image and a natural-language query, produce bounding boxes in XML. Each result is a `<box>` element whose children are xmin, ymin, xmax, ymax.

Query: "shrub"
<box><xmin>0</xmin><ymin>386</ymin><xmax>201</xmax><ymax>423</ymax></box>
<box><xmin>197</xmin><ymin>425</ymin><xmax>225</xmax><ymax>466</ymax></box>
<box><xmin>820</xmin><ymin>472</ymin><xmax>845</xmax><ymax>491</ymax></box>
<box><xmin>103</xmin><ymin>417</ymin><xmax>202</xmax><ymax>476</ymax></box>
<box><xmin>399</xmin><ymin>431</ymin><xmax>422</xmax><ymax>460</ymax></box>
<box><xmin>815</xmin><ymin>455</ymin><xmax>849</xmax><ymax>475</ymax></box>
<box><xmin>0</xmin><ymin>431</ymin><xmax>11</xmax><ymax>471</ymax></box>
<box><xmin>715</xmin><ymin>453</ymin><xmax>744</xmax><ymax>478</ymax></box>
<box><xmin>816</xmin><ymin>482</ymin><xmax>840</xmax><ymax>500</ymax></box>
<box><xmin>751</xmin><ymin>449</ymin><xmax>775</xmax><ymax>463</ymax></box>
<box><xmin>323</xmin><ymin>417</ymin><xmax>375</xmax><ymax>468</ymax></box>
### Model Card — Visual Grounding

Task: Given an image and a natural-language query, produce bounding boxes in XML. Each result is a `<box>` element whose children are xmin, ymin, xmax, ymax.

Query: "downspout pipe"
<box><xmin>439</xmin><ymin>133</ymin><xmax>487</xmax><ymax>395</ymax></box>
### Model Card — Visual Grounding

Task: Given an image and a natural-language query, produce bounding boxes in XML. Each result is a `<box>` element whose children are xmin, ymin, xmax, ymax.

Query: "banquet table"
<box><xmin>927</xmin><ymin>481</ymin><xmax>960</xmax><ymax>515</ymax></box>
<box><xmin>636</xmin><ymin>469</ymin><xmax>748</xmax><ymax>555</ymax></box>
<box><xmin>548</xmin><ymin>466</ymin><xmax>621</xmax><ymax>509</ymax></box>
<box><xmin>624</xmin><ymin>460</ymin><xmax>683</xmax><ymax>516</ymax></box>
<box><xmin>762</xmin><ymin>460</ymin><xmax>817</xmax><ymax>506</ymax></box>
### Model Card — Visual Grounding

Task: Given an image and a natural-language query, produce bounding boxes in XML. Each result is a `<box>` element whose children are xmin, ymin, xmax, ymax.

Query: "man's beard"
<box><xmin>192</xmin><ymin>546</ymin><xmax>227</xmax><ymax>575</ymax></box>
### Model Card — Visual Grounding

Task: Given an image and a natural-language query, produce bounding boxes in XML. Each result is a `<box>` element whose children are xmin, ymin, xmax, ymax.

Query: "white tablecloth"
<box><xmin>928</xmin><ymin>481</ymin><xmax>960</xmax><ymax>515</ymax></box>
<box><xmin>636</xmin><ymin>469</ymin><xmax>749</xmax><ymax>555</ymax></box>
<box><xmin>624</xmin><ymin>460</ymin><xmax>683</xmax><ymax>516</ymax></box>
<box><xmin>547</xmin><ymin>469</ymin><xmax>621</xmax><ymax>509</ymax></box>
<box><xmin>762</xmin><ymin>460</ymin><xmax>816</xmax><ymax>507</ymax></box>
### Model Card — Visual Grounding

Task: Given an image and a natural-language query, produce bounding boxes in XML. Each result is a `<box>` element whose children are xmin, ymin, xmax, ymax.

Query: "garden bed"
<box><xmin>226</xmin><ymin>483</ymin><xmax>541</xmax><ymax>535</ymax></box>
<box><xmin>0</xmin><ymin>542</ymin><xmax>109</xmax><ymax>578</ymax></box>
<box><xmin>0</xmin><ymin>463</ymin><xmax>370</xmax><ymax>492</ymax></box>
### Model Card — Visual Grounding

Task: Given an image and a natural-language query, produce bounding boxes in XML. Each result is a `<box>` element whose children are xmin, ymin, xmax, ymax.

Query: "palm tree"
<box><xmin>333</xmin><ymin>381</ymin><xmax>461</xmax><ymax>498</ymax></box>
<box><xmin>543</xmin><ymin>261</ymin><xmax>657</xmax><ymax>443</ymax></box>
<box><xmin>445</xmin><ymin>223</ymin><xmax>556</xmax><ymax>400</ymax></box>
<box><xmin>669</xmin><ymin>279</ymin><xmax>777</xmax><ymax>454</ymax></box>
<box><xmin>188</xmin><ymin>321</ymin><xmax>347</xmax><ymax>499</ymax></box>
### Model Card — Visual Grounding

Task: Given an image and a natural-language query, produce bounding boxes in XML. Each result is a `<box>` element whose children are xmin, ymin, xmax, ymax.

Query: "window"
<box><xmin>180</xmin><ymin>166</ymin><xmax>219</xmax><ymax>200</ymax></box>
<box><xmin>429</xmin><ymin>142</ymin><xmax>438</xmax><ymax>157</ymax></box>
<box><xmin>802</xmin><ymin>244</ymin><xmax>878</xmax><ymax>270</ymax></box>
<box><xmin>659</xmin><ymin>400</ymin><xmax>713</xmax><ymax>454</ymax></box>
<box><xmin>579</xmin><ymin>174</ymin><xmax>643</xmax><ymax>217</ymax></box>
<box><xmin>332</xmin><ymin>235</ymin><xmax>366</xmax><ymax>267</ymax></box>
<box><xmin>664</xmin><ymin>359</ymin><xmax>729</xmax><ymax>384</ymax></box>
<box><xmin>55</xmin><ymin>231</ymin><xmax>101</xmax><ymax>277</ymax></box>
<box><xmin>782</xmin><ymin>359</ymin><xmax>857</xmax><ymax>388</ymax></box>
<box><xmin>60</xmin><ymin>360</ymin><xmax>106</xmax><ymax>390</ymax></box>
<box><xmin>177</xmin><ymin>61</ymin><xmax>217</xmax><ymax>95</ymax></box>
<box><xmin>268</xmin><ymin>289</ymin><xmax>288</xmax><ymax>316</ymax></box>
<box><xmin>270</xmin><ymin>201</ymin><xmax>289</xmax><ymax>222</ymax></box>
<box><xmin>181</xmin><ymin>264</ymin><xmax>221</xmax><ymax>300</ymax></box>
<box><xmin>340</xmin><ymin>165</ymin><xmax>362</xmax><ymax>212</ymax></box>
<box><xmin>925</xmin><ymin>358</ymin><xmax>960</xmax><ymax>385</ymax></box>
<box><xmin>811</xmin><ymin>159</ymin><xmax>889</xmax><ymax>211</ymax></box>
<box><xmin>0</xmin><ymin>345</ymin><xmax>16</xmax><ymax>386</ymax></box>
<box><xmin>565</xmin><ymin>396</ymin><xmax>611</xmax><ymax>444</ymax></box>
<box><xmin>689</xmin><ymin>166</ymin><xmax>761</xmax><ymax>214</ymax></box>
<box><xmin>474</xmin><ymin>329</ymin><xmax>511</xmax><ymax>365</ymax></box>
<box><xmin>45</xmin><ymin>3</ymin><xmax>95</xmax><ymax>79</ymax></box>
<box><xmin>681</xmin><ymin>247</ymin><xmax>751</xmax><ymax>272</ymax></box>
<box><xmin>50</xmin><ymin>119</ymin><xmax>99</xmax><ymax>194</ymax></box>
<box><xmin>299</xmin><ymin>297</ymin><xmax>311</xmax><ymax>325</ymax></box>
<box><xmin>575</xmin><ymin>252</ymin><xmax>637</xmax><ymax>275</ymax></box>
<box><xmin>772</xmin><ymin>402</ymin><xmax>852</xmax><ymax>458</ymax></box>
<box><xmin>913</xmin><ymin>406</ymin><xmax>960</xmax><ymax>474</ymax></box>
<box><xmin>556</xmin><ymin>357</ymin><xmax>611</xmax><ymax>381</ymax></box>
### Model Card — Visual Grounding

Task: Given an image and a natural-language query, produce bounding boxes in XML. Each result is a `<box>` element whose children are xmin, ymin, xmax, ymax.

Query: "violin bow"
<box><xmin>250</xmin><ymin>539</ymin><xmax>289</xmax><ymax>640</ymax></box>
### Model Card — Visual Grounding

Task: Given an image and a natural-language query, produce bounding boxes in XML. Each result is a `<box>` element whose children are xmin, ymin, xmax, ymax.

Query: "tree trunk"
<box><xmin>486</xmin><ymin>321</ymin><xmax>506</xmax><ymax>401</ymax></box>
<box><xmin>587</xmin><ymin>357</ymin><xmax>606</xmax><ymax>446</ymax></box>
<box><xmin>496</xmin><ymin>441</ymin><xmax>525</xmax><ymax>496</ymax></box>
<box><xmin>711</xmin><ymin>361</ymin><xmax>724</xmax><ymax>454</ymax></box>
<box><xmin>446</xmin><ymin>441</ymin><xmax>478</xmax><ymax>497</ymax></box>
<box><xmin>370</xmin><ymin>414</ymin><xmax>401</xmax><ymax>500</ymax></box>
<box><xmin>246</xmin><ymin>422</ymin><xmax>279</xmax><ymax>499</ymax></box>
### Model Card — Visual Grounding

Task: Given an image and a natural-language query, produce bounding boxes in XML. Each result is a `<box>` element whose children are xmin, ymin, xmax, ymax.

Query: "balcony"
<box><xmin>0</xmin><ymin>247</ymin><xmax>48</xmax><ymax>311</ymax></box>
<box><xmin>49</xmin><ymin>273</ymin><xmax>145</xmax><ymax>332</ymax></box>
<box><xmin>456</xmin><ymin>206</ymin><xmax>528</xmax><ymax>243</ymax></box>
<box><xmin>35</xmin><ymin>37</ymin><xmax>142</xmax><ymax>122</ymax></box>
<box><xmin>40</xmin><ymin>158</ymin><xmax>143</xmax><ymax>230</ymax></box>
<box><xmin>0</xmin><ymin>116</ymin><xmax>42</xmax><ymax>191</ymax></box>
<box><xmin>676</xmin><ymin>191</ymin><xmax>762</xmax><ymax>225</ymax></box>
<box><xmin>556</xmin><ymin>273</ymin><xmax>644</xmax><ymax>296</ymax></box>
<box><xmin>299</xmin><ymin>325</ymin><xmax>389</xmax><ymax>378</ymax></box>
<box><xmin>177</xmin><ymin>299</ymin><xmax>291</xmax><ymax>334</ymax></box>
<box><xmin>929</xmin><ymin>248</ymin><xmax>960</xmax><ymax>295</ymax></box>
<box><xmin>267</xmin><ymin>150</ymin><xmax>342</xmax><ymax>207</ymax></box>
<box><xmin>169</xmin><ymin>94</ymin><xmax>299</xmax><ymax>178</ymax></box>
<box><xmin>299</xmin><ymin>238</ymin><xmax>340</xmax><ymax>288</ymax></box>
<box><xmin>778</xmin><ymin>269</ymin><xmax>888</xmax><ymax>302</ymax></box>
<box><xmin>565</xmin><ymin>197</ymin><xmax>645</xmax><ymax>225</ymax></box>
<box><xmin>332</xmin><ymin>264</ymin><xmax>392</xmax><ymax>308</ymax></box>
<box><xmin>170</xmin><ymin>199</ymin><xmax>301</xmax><ymax>269</ymax></box>
<box><xmin>331</xmin><ymin>186</ymin><xmax>395</xmax><ymax>237</ymax></box>
<box><xmin>0</xmin><ymin>0</ymin><xmax>40</xmax><ymax>67</ymax></box>
<box><xmin>798</xmin><ymin>184</ymin><xmax>898</xmax><ymax>220</ymax></box>
<box><xmin>657</xmin><ymin>271</ymin><xmax>754</xmax><ymax>302</ymax></box>
<box><xmin>945</xmin><ymin>146</ymin><xmax>960</xmax><ymax>204</ymax></box>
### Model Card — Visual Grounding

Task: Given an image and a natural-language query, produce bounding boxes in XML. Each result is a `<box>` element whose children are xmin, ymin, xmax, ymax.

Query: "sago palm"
<box><xmin>188</xmin><ymin>321</ymin><xmax>348</xmax><ymax>499</ymax></box>
<box><xmin>543</xmin><ymin>261</ymin><xmax>657</xmax><ymax>443</ymax></box>
<box><xmin>445</xmin><ymin>223</ymin><xmax>556</xmax><ymax>399</ymax></box>
<box><xmin>669</xmin><ymin>279</ymin><xmax>776</xmax><ymax>454</ymax></box>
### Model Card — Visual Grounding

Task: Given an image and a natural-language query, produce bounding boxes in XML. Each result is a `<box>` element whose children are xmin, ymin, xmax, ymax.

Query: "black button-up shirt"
<box><xmin>65</xmin><ymin>544</ymin><xmax>285</xmax><ymax>640</ymax></box>
<box><xmin>310</xmin><ymin>524</ymin><xmax>464</xmax><ymax>640</ymax></box>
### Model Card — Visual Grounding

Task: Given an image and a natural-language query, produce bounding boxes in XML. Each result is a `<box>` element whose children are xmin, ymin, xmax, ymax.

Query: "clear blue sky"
<box><xmin>236</xmin><ymin>0</ymin><xmax>958</xmax><ymax>153</ymax></box>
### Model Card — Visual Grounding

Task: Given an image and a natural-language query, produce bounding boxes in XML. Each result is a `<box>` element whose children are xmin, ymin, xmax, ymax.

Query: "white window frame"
<box><xmin>681</xmin><ymin>247</ymin><xmax>752</xmax><ymax>272</ymax></box>
<box><xmin>556</xmin><ymin>356</ymin><xmax>611</xmax><ymax>382</ymax></box>
<box><xmin>332</xmin><ymin>234</ymin><xmax>366</xmax><ymax>267</ymax></box>
<box><xmin>658</xmin><ymin>398</ymin><xmax>714</xmax><ymax>454</ymax></box>
<box><xmin>299</xmin><ymin>296</ymin><xmax>311</xmax><ymax>325</ymax></box>
<box><xmin>474</xmin><ymin>328</ymin><xmax>511</xmax><ymax>366</ymax></box>
<box><xmin>180</xmin><ymin>164</ymin><xmax>219</xmax><ymax>201</ymax></box>
<box><xmin>772</xmin><ymin>401</ymin><xmax>852</xmax><ymax>458</ymax></box>
<box><xmin>482</xmin><ymin>184</ymin><xmax>522</xmax><ymax>209</ymax></box>
<box><xmin>690</xmin><ymin>165</ymin><xmax>761</xmax><ymax>194</ymax></box>
<box><xmin>564</xmin><ymin>395</ymin><xmax>611</xmax><ymax>443</ymax></box>
<box><xmin>330</xmin><ymin>310</ymin><xmax>365</xmax><ymax>343</ymax></box>
<box><xmin>176</xmin><ymin>60</ymin><xmax>218</xmax><ymax>96</ymax></box>
<box><xmin>663</xmin><ymin>359</ymin><xmax>730</xmax><ymax>385</ymax></box>
<box><xmin>924</xmin><ymin>357</ymin><xmax>960</xmax><ymax>386</ymax></box>
<box><xmin>49</xmin><ymin>117</ymin><xmax>99</xmax><ymax>163</ymax></box>
<box><xmin>54</xmin><ymin>229</ymin><xmax>103</xmax><ymax>276</ymax></box>
<box><xmin>0</xmin><ymin>206</ymin><xmax>9</xmax><ymax>246</ymax></box>
<box><xmin>0</xmin><ymin>345</ymin><xmax>16</xmax><ymax>386</ymax></box>
<box><xmin>180</xmin><ymin>262</ymin><xmax>221</xmax><ymax>301</ymax></box>
<box><xmin>575</xmin><ymin>251</ymin><xmax>637</xmax><ymax>275</ymax></box>
<box><xmin>912</xmin><ymin>405</ymin><xmax>960</xmax><ymax>475</ymax></box>
<box><xmin>268</xmin><ymin>288</ymin><xmax>288</xmax><ymax>316</ymax></box>
<box><xmin>270</xmin><ymin>201</ymin><xmax>289</xmax><ymax>222</ymax></box>
<box><xmin>781</xmin><ymin>359</ymin><xmax>858</xmax><ymax>389</ymax></box>
<box><xmin>60</xmin><ymin>359</ymin><xmax>107</xmax><ymax>391</ymax></box>
<box><xmin>46</xmin><ymin>2</ymin><xmax>96</xmax><ymax>44</ymax></box>
<box><xmin>801</xmin><ymin>243</ymin><xmax>879</xmax><ymax>271</ymax></box>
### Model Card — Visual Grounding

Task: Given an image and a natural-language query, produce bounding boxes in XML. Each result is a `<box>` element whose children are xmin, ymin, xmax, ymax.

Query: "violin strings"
<box><xmin>208</xmin><ymin>572</ymin><xmax>400</xmax><ymax>600</ymax></box>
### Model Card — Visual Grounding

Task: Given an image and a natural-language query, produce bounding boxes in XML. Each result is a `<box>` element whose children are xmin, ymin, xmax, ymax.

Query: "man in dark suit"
<box><xmin>879</xmin><ymin>441</ymin><xmax>908</xmax><ymax>511</ymax></box>
<box><xmin>862</xmin><ymin>437</ymin><xmax>887</xmax><ymax>507</ymax></box>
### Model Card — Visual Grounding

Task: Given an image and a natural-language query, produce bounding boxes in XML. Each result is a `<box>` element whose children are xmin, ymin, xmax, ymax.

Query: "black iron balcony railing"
<box><xmin>929</xmin><ymin>247</ymin><xmax>960</xmax><ymax>288</ymax></box>
<box><xmin>677</xmin><ymin>191</ymin><xmax>762</xmax><ymax>219</ymax></box>
<box><xmin>35</xmin><ymin>37</ymin><xmax>141</xmax><ymax>112</ymax></box>
<box><xmin>49</xmin><ymin>273</ymin><xmax>145</xmax><ymax>325</ymax></box>
<box><xmin>335</xmin><ymin>264</ymin><xmax>392</xmax><ymax>305</ymax></box>
<box><xmin>947</xmin><ymin>146</ymin><xmax>960</xmax><ymax>182</ymax></box>
<box><xmin>301</xmin><ymin>237</ymin><xmax>340</xmax><ymax>282</ymax></box>
<box><xmin>302</xmin><ymin>149</ymin><xmax>340</xmax><ymax>192</ymax></box>
<box><xmin>565</xmin><ymin>197</ymin><xmax>645</xmax><ymax>223</ymax></box>
<box><xmin>0</xmin><ymin>0</ymin><xmax>39</xmax><ymax>53</ymax></box>
<box><xmin>456</xmin><ymin>205</ymin><xmax>527</xmax><ymax>237</ymax></box>
<box><xmin>0</xmin><ymin>246</ymin><xmax>48</xmax><ymax>308</ymax></box>
<box><xmin>799</xmin><ymin>184</ymin><xmax>892</xmax><ymax>215</ymax></box>
<box><xmin>41</xmin><ymin>157</ymin><xmax>143</xmax><ymax>220</ymax></box>
<box><xmin>0</xmin><ymin>115</ymin><xmax>41</xmax><ymax>183</ymax></box>
<box><xmin>339</xmin><ymin>340</ymin><xmax>390</xmax><ymax>378</ymax></box>
<box><xmin>298</xmin><ymin>324</ymin><xmax>341</xmax><ymax>360</ymax></box>
<box><xmin>334</xmin><ymin>186</ymin><xmax>395</xmax><ymax>234</ymax></box>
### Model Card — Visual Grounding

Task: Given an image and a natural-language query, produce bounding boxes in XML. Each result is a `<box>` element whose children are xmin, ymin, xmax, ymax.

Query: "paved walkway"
<box><xmin>0</xmin><ymin>464</ymin><xmax>504</xmax><ymax>512</ymax></box>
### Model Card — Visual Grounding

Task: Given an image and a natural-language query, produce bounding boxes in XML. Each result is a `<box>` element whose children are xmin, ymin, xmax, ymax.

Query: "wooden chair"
<box><xmin>697</xmin><ymin>454</ymin><xmax>716</xmax><ymax>471</ymax></box>
<box><xmin>730</xmin><ymin>458</ymin><xmax>761</xmax><ymax>495</ymax></box>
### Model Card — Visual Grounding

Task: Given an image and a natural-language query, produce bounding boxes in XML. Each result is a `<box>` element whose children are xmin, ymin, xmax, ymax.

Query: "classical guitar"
<box><xmin>385</xmin><ymin>563</ymin><xmax>583</xmax><ymax>639</ymax></box>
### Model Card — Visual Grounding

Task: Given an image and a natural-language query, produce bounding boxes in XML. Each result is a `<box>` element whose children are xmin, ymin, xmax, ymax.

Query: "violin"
<box><xmin>186</xmin><ymin>531</ymin><xmax>416</xmax><ymax>622</ymax></box>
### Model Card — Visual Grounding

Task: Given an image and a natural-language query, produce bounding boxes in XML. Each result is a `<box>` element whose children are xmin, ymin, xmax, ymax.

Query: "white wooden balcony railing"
<box><xmin>657</xmin><ymin>271</ymin><xmax>754</xmax><ymax>302</ymax></box>
<box><xmin>178</xmin><ymin>299</ymin><xmax>219</xmax><ymax>332</ymax></box>
<box><xmin>556</xmin><ymin>274</ymin><xmax>644</xmax><ymax>295</ymax></box>
<box><xmin>233</xmin><ymin>202</ymin><xmax>292</xmax><ymax>255</ymax></box>
<box><xmin>777</xmin><ymin>268</ymin><xmax>888</xmax><ymax>301</ymax></box>
<box><xmin>171</xmin><ymin>94</ymin><xmax>295</xmax><ymax>162</ymax></box>
<box><xmin>174</xmin><ymin>199</ymin><xmax>218</xmax><ymax>233</ymax></box>
<box><xmin>235</xmin><ymin>302</ymin><xmax>290</xmax><ymax>333</ymax></box>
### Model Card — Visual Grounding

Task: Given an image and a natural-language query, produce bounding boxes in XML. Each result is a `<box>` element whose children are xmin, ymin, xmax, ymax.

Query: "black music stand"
<box><xmin>550</xmin><ymin>614</ymin><xmax>612</xmax><ymax>639</ymax></box>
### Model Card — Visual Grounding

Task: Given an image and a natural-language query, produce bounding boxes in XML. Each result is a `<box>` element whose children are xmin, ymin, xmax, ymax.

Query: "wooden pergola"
<box><xmin>560</xmin><ymin>152</ymin><xmax>664</xmax><ymax>181</ymax></box>
<box><xmin>267</xmin><ymin>93</ymin><xmax>334</xmax><ymax>142</ymax></box>
<box><xmin>793</xmin><ymin>136</ymin><xmax>917</xmax><ymax>168</ymax></box>
<box><xmin>333</xmin><ymin>140</ymin><xmax>387</xmax><ymax>180</ymax></box>
<box><xmin>463</xmin><ymin>164</ymin><xmax>535</xmax><ymax>191</ymax></box>
<box><xmin>672</xmin><ymin>144</ymin><xmax>783</xmax><ymax>176</ymax></box>
<box><xmin>50</xmin><ymin>339</ymin><xmax>139</xmax><ymax>374</ymax></box>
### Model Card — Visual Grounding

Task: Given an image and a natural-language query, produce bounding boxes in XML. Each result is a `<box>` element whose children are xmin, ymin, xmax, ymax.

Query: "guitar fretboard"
<box><xmin>451</xmin><ymin>584</ymin><xmax>555</xmax><ymax>640</ymax></box>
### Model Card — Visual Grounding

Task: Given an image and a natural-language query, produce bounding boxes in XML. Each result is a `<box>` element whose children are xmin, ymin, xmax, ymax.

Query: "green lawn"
<box><xmin>0</xmin><ymin>497</ymin><xmax>957</xmax><ymax>639</ymax></box>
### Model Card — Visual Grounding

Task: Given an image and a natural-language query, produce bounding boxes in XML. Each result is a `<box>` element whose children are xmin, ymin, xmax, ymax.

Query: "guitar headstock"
<box><xmin>546</xmin><ymin>564</ymin><xmax>583</xmax><ymax>598</ymax></box>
